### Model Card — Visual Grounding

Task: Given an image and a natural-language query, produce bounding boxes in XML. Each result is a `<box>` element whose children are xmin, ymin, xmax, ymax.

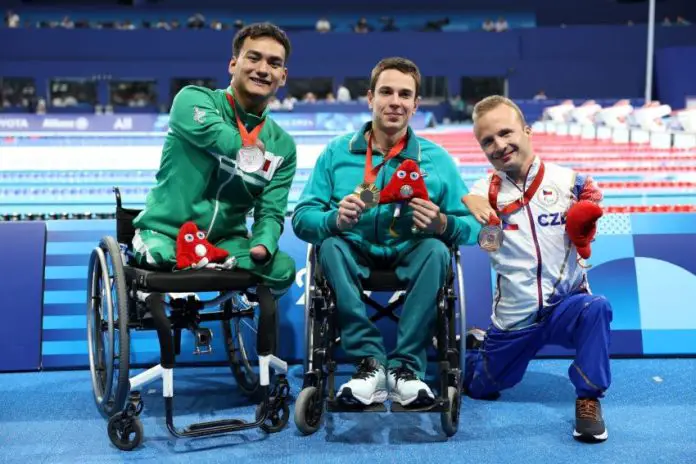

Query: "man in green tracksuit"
<box><xmin>131</xmin><ymin>23</ymin><xmax>297</xmax><ymax>295</ymax></box>
<box><xmin>292</xmin><ymin>57</ymin><xmax>481</xmax><ymax>407</ymax></box>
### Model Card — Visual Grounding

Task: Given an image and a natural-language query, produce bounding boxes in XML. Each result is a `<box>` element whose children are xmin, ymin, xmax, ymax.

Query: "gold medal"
<box><xmin>354</xmin><ymin>182</ymin><xmax>380</xmax><ymax>208</ymax></box>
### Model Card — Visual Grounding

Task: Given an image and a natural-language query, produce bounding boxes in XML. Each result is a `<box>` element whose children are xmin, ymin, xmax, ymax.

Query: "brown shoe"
<box><xmin>573</xmin><ymin>398</ymin><xmax>608</xmax><ymax>443</ymax></box>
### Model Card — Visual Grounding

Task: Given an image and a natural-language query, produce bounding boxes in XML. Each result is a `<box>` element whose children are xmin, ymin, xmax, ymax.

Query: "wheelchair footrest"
<box><xmin>175</xmin><ymin>417</ymin><xmax>258</xmax><ymax>437</ymax></box>
<box><xmin>390</xmin><ymin>397</ymin><xmax>449</xmax><ymax>413</ymax></box>
<box><xmin>186</xmin><ymin>419</ymin><xmax>246</xmax><ymax>431</ymax></box>
<box><xmin>326</xmin><ymin>399</ymin><xmax>388</xmax><ymax>413</ymax></box>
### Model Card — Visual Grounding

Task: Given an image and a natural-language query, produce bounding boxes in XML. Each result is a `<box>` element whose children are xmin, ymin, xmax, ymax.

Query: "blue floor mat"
<box><xmin>0</xmin><ymin>359</ymin><xmax>694</xmax><ymax>463</ymax></box>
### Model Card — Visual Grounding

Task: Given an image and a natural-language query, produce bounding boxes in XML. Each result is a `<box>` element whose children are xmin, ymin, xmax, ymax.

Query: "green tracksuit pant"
<box><xmin>132</xmin><ymin>229</ymin><xmax>295</xmax><ymax>295</ymax></box>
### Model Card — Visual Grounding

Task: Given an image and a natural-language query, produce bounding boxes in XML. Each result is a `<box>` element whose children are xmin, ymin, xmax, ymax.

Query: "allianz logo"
<box><xmin>0</xmin><ymin>118</ymin><xmax>29</xmax><ymax>128</ymax></box>
<box><xmin>113</xmin><ymin>117</ymin><xmax>133</xmax><ymax>130</ymax></box>
<box><xmin>42</xmin><ymin>117</ymin><xmax>90</xmax><ymax>130</ymax></box>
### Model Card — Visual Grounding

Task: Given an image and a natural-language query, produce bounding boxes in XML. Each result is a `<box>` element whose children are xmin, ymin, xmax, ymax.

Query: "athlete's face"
<box><xmin>474</xmin><ymin>104</ymin><xmax>533</xmax><ymax>174</ymax></box>
<box><xmin>229</xmin><ymin>37</ymin><xmax>287</xmax><ymax>101</ymax></box>
<box><xmin>367</xmin><ymin>69</ymin><xmax>420</xmax><ymax>135</ymax></box>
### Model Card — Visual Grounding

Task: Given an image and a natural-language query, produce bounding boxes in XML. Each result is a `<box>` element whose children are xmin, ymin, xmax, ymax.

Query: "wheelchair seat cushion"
<box><xmin>124</xmin><ymin>266</ymin><xmax>259</xmax><ymax>293</ymax></box>
<box><xmin>362</xmin><ymin>269</ymin><xmax>404</xmax><ymax>291</ymax></box>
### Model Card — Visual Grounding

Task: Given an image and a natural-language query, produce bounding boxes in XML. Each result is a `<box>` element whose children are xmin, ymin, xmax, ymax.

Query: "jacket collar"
<box><xmin>500</xmin><ymin>155</ymin><xmax>542</xmax><ymax>188</ymax></box>
<box><xmin>224</xmin><ymin>86</ymin><xmax>269</xmax><ymax>127</ymax></box>
<box><xmin>348</xmin><ymin>121</ymin><xmax>421</xmax><ymax>161</ymax></box>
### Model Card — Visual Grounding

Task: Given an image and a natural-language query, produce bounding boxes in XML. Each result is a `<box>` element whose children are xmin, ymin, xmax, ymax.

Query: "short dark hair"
<box><xmin>232</xmin><ymin>22</ymin><xmax>292</xmax><ymax>62</ymax></box>
<box><xmin>369</xmin><ymin>57</ymin><xmax>421</xmax><ymax>97</ymax></box>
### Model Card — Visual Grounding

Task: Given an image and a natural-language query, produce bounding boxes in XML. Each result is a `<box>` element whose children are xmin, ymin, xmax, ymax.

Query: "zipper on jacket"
<box><xmin>374</xmin><ymin>158</ymin><xmax>389</xmax><ymax>246</ymax></box>
<box><xmin>207</xmin><ymin>158</ymin><xmax>234</xmax><ymax>239</ymax></box>
<box><xmin>524</xmin><ymin>204</ymin><xmax>544</xmax><ymax>312</ymax></box>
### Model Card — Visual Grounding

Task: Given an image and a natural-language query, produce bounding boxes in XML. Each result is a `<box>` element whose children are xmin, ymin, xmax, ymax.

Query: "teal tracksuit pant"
<box><xmin>319</xmin><ymin>236</ymin><xmax>451</xmax><ymax>378</ymax></box>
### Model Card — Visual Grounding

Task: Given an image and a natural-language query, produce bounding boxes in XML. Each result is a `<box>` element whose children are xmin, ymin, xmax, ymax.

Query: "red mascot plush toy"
<box><xmin>378</xmin><ymin>159</ymin><xmax>429</xmax><ymax>236</ymax></box>
<box><xmin>176</xmin><ymin>221</ymin><xmax>230</xmax><ymax>270</ymax></box>
<box><xmin>565</xmin><ymin>200</ymin><xmax>603</xmax><ymax>259</ymax></box>
<box><xmin>379</xmin><ymin>159</ymin><xmax>429</xmax><ymax>204</ymax></box>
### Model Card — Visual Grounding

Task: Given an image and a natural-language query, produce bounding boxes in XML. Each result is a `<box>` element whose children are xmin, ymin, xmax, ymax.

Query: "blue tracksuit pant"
<box><xmin>464</xmin><ymin>292</ymin><xmax>613</xmax><ymax>399</ymax></box>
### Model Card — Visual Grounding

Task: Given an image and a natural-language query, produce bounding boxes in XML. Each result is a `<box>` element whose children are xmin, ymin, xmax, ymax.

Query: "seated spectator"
<box><xmin>495</xmin><ymin>16</ymin><xmax>509</xmax><ymax>32</ymax></box>
<box><xmin>316</xmin><ymin>17</ymin><xmax>331</xmax><ymax>33</ymax></box>
<box><xmin>534</xmin><ymin>90</ymin><xmax>547</xmax><ymax>100</ymax></box>
<box><xmin>355</xmin><ymin>17</ymin><xmax>370</xmax><ymax>33</ymax></box>
<box><xmin>381</xmin><ymin>17</ymin><xmax>398</xmax><ymax>31</ymax></box>
<box><xmin>187</xmin><ymin>13</ymin><xmax>205</xmax><ymax>29</ymax></box>
<box><xmin>337</xmin><ymin>85</ymin><xmax>352</xmax><ymax>102</ymax></box>
<box><xmin>155</xmin><ymin>19</ymin><xmax>171</xmax><ymax>30</ymax></box>
<box><xmin>5</xmin><ymin>10</ymin><xmax>19</xmax><ymax>28</ymax></box>
<box><xmin>267</xmin><ymin>96</ymin><xmax>282</xmax><ymax>111</ymax></box>
<box><xmin>61</xmin><ymin>16</ymin><xmax>74</xmax><ymax>29</ymax></box>
<box><xmin>482</xmin><ymin>18</ymin><xmax>495</xmax><ymax>32</ymax></box>
<box><xmin>676</xmin><ymin>16</ymin><xmax>691</xmax><ymax>26</ymax></box>
<box><xmin>282</xmin><ymin>96</ymin><xmax>296</xmax><ymax>110</ymax></box>
<box><xmin>449</xmin><ymin>95</ymin><xmax>466</xmax><ymax>122</ymax></box>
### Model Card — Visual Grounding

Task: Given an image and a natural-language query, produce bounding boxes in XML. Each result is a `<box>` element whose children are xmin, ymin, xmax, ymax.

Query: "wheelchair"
<box><xmin>293</xmin><ymin>241</ymin><xmax>467</xmax><ymax>437</ymax></box>
<box><xmin>86</xmin><ymin>187</ymin><xmax>290</xmax><ymax>451</ymax></box>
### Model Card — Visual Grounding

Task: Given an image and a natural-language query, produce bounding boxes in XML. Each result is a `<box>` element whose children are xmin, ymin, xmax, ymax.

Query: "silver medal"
<box><xmin>236</xmin><ymin>145</ymin><xmax>265</xmax><ymax>173</ymax></box>
<box><xmin>478</xmin><ymin>224</ymin><xmax>504</xmax><ymax>252</ymax></box>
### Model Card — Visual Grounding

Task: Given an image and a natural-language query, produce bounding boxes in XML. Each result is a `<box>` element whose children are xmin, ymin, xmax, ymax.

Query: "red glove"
<box><xmin>378</xmin><ymin>159</ymin><xmax>429</xmax><ymax>204</ymax></box>
<box><xmin>176</xmin><ymin>221</ymin><xmax>229</xmax><ymax>270</ymax></box>
<box><xmin>565</xmin><ymin>200</ymin><xmax>603</xmax><ymax>259</ymax></box>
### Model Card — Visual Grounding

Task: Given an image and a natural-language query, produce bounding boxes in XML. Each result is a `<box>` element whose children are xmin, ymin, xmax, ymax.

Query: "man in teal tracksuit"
<box><xmin>131</xmin><ymin>23</ymin><xmax>296</xmax><ymax>295</ymax></box>
<box><xmin>292</xmin><ymin>57</ymin><xmax>481</xmax><ymax>407</ymax></box>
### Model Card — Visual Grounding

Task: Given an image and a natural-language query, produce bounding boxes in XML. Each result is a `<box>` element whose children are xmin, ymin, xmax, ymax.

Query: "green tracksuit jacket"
<box><xmin>291</xmin><ymin>122</ymin><xmax>481</xmax><ymax>376</ymax></box>
<box><xmin>131</xmin><ymin>85</ymin><xmax>297</xmax><ymax>291</ymax></box>
<box><xmin>291</xmin><ymin>122</ymin><xmax>481</xmax><ymax>257</ymax></box>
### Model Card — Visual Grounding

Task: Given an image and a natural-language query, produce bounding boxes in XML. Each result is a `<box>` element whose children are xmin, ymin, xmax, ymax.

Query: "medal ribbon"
<box><xmin>488</xmin><ymin>161</ymin><xmax>546</xmax><ymax>217</ymax></box>
<box><xmin>226</xmin><ymin>92</ymin><xmax>266</xmax><ymax>146</ymax></box>
<box><xmin>364</xmin><ymin>131</ymin><xmax>408</xmax><ymax>185</ymax></box>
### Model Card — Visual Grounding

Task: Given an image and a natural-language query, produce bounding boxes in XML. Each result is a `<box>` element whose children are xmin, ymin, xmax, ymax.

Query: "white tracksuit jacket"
<box><xmin>469</xmin><ymin>156</ymin><xmax>603</xmax><ymax>331</ymax></box>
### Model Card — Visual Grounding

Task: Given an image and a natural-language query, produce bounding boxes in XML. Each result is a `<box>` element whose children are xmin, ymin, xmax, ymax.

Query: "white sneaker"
<box><xmin>337</xmin><ymin>358</ymin><xmax>388</xmax><ymax>406</ymax></box>
<box><xmin>388</xmin><ymin>366</ymin><xmax>435</xmax><ymax>407</ymax></box>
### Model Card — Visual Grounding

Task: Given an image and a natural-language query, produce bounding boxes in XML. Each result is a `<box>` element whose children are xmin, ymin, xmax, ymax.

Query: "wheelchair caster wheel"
<box><xmin>441</xmin><ymin>386</ymin><xmax>460</xmax><ymax>438</ymax></box>
<box><xmin>107</xmin><ymin>413</ymin><xmax>144</xmax><ymax>451</ymax></box>
<box><xmin>294</xmin><ymin>386</ymin><xmax>323</xmax><ymax>435</ymax></box>
<box><xmin>256</xmin><ymin>399</ymin><xmax>290</xmax><ymax>433</ymax></box>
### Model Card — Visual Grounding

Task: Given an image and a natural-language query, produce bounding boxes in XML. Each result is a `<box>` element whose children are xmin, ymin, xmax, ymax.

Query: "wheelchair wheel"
<box><xmin>441</xmin><ymin>386</ymin><xmax>460</xmax><ymax>437</ymax></box>
<box><xmin>107</xmin><ymin>413</ymin><xmax>143</xmax><ymax>451</ymax></box>
<box><xmin>256</xmin><ymin>399</ymin><xmax>290</xmax><ymax>433</ymax></box>
<box><xmin>87</xmin><ymin>236</ymin><xmax>131</xmax><ymax>418</ymax></box>
<box><xmin>293</xmin><ymin>386</ymin><xmax>324</xmax><ymax>435</ymax></box>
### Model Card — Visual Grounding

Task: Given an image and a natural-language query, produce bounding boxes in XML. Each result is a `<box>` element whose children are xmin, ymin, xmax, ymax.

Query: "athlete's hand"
<box><xmin>336</xmin><ymin>194</ymin><xmax>365</xmax><ymax>231</ymax></box>
<box><xmin>409</xmin><ymin>198</ymin><xmax>447</xmax><ymax>234</ymax></box>
<box><xmin>462</xmin><ymin>194</ymin><xmax>498</xmax><ymax>225</ymax></box>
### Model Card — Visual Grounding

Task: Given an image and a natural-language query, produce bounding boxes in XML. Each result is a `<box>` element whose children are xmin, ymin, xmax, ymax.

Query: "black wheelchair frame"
<box><xmin>293</xmin><ymin>242</ymin><xmax>468</xmax><ymax>437</ymax></box>
<box><xmin>86</xmin><ymin>187</ymin><xmax>290</xmax><ymax>450</ymax></box>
